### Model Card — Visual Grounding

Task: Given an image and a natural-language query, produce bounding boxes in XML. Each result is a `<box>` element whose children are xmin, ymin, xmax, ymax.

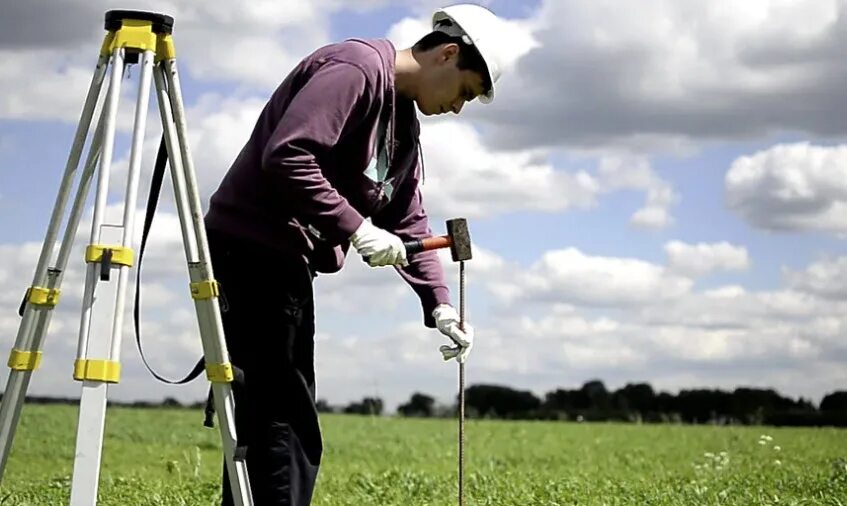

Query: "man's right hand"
<box><xmin>350</xmin><ymin>220</ymin><xmax>409</xmax><ymax>267</ymax></box>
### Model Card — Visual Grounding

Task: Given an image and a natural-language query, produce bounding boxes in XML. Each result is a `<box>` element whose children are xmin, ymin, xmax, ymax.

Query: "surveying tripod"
<box><xmin>0</xmin><ymin>10</ymin><xmax>253</xmax><ymax>505</ymax></box>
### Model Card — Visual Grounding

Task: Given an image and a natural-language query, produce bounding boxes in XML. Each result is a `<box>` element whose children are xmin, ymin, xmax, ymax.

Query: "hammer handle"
<box><xmin>404</xmin><ymin>235</ymin><xmax>451</xmax><ymax>255</ymax></box>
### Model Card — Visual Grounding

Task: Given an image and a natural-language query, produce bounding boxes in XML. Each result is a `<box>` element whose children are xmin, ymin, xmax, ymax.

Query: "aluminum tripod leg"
<box><xmin>0</xmin><ymin>53</ymin><xmax>109</xmax><ymax>480</ymax></box>
<box><xmin>69</xmin><ymin>43</ymin><xmax>152</xmax><ymax>505</ymax></box>
<box><xmin>153</xmin><ymin>56</ymin><xmax>253</xmax><ymax>506</ymax></box>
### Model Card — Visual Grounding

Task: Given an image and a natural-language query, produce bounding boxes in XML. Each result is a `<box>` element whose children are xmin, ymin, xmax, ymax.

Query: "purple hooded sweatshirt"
<box><xmin>204</xmin><ymin>38</ymin><xmax>449</xmax><ymax>328</ymax></box>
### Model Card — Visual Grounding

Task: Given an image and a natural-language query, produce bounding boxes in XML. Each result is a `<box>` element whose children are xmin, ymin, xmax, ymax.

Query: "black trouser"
<box><xmin>207</xmin><ymin>229</ymin><xmax>323</xmax><ymax>506</ymax></box>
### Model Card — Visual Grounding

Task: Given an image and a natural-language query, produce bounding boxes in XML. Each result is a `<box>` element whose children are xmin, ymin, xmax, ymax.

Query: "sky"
<box><xmin>2</xmin><ymin>0</ymin><xmax>847</xmax><ymax>414</ymax></box>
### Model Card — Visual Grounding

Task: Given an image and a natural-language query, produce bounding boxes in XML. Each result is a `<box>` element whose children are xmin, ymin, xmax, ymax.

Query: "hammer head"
<box><xmin>446</xmin><ymin>218</ymin><xmax>472</xmax><ymax>262</ymax></box>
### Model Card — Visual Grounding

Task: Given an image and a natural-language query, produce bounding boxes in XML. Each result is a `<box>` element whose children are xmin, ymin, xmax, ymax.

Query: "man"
<box><xmin>203</xmin><ymin>4</ymin><xmax>508</xmax><ymax>504</ymax></box>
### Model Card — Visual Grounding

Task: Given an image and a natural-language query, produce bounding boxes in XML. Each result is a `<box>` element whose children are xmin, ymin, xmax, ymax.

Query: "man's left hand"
<box><xmin>432</xmin><ymin>304</ymin><xmax>474</xmax><ymax>363</ymax></box>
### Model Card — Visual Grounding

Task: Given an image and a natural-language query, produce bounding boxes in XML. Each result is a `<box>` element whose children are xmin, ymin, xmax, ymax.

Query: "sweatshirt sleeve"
<box><xmin>372</xmin><ymin>158</ymin><xmax>451</xmax><ymax>328</ymax></box>
<box><xmin>261</xmin><ymin>60</ymin><xmax>372</xmax><ymax>244</ymax></box>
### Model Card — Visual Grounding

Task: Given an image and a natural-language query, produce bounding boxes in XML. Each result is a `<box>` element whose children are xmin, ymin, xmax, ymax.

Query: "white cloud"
<box><xmin>0</xmin><ymin>0</ymin><xmax>378</xmax><ymax>123</ymax></box>
<box><xmin>784</xmin><ymin>255</ymin><xmax>847</xmax><ymax>299</ymax></box>
<box><xmin>630</xmin><ymin>204</ymin><xmax>672</xmax><ymax>229</ymax></box>
<box><xmin>464</xmin><ymin>246</ymin><xmax>847</xmax><ymax>404</ymax></box>
<box><xmin>433</xmin><ymin>285</ymin><xmax>847</xmax><ymax>406</ymax></box>
<box><xmin>664</xmin><ymin>240</ymin><xmax>750</xmax><ymax>277</ymax></box>
<box><xmin>0</xmin><ymin>49</ymin><xmax>97</xmax><ymax>122</ymax></box>
<box><xmin>419</xmin><ymin>120</ymin><xmax>599</xmax><ymax>219</ymax></box>
<box><xmin>490</xmin><ymin>247</ymin><xmax>693</xmax><ymax>307</ymax></box>
<box><xmin>637</xmin><ymin>287</ymin><xmax>824</xmax><ymax>330</ymax></box>
<box><xmin>313</xmin><ymin>319</ymin><xmax>461</xmax><ymax>409</ymax></box>
<box><xmin>414</xmin><ymin>121</ymin><xmax>681</xmax><ymax>225</ymax></box>
<box><xmin>725</xmin><ymin>141</ymin><xmax>847</xmax><ymax>235</ymax></box>
<box><xmin>597</xmin><ymin>156</ymin><xmax>679</xmax><ymax>229</ymax></box>
<box><xmin>314</xmin><ymin>258</ymin><xmax>410</xmax><ymax>316</ymax></box>
<box><xmin>460</xmin><ymin>0</ymin><xmax>847</xmax><ymax>153</ymax></box>
<box><xmin>386</xmin><ymin>17</ymin><xmax>430</xmax><ymax>49</ymax></box>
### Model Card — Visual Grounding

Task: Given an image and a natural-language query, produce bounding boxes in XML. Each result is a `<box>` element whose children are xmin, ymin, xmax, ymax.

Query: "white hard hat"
<box><xmin>432</xmin><ymin>4</ymin><xmax>504</xmax><ymax>104</ymax></box>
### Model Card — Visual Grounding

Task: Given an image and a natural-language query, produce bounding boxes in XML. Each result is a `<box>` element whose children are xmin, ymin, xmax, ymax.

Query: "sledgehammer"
<box><xmin>404</xmin><ymin>218</ymin><xmax>472</xmax><ymax>262</ymax></box>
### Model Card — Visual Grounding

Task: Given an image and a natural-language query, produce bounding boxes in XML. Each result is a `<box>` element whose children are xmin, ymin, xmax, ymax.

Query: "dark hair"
<box><xmin>413</xmin><ymin>28</ymin><xmax>491</xmax><ymax>94</ymax></box>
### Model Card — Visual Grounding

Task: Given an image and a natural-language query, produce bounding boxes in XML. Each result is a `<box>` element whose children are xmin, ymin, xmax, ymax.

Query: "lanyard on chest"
<box><xmin>364</xmin><ymin>96</ymin><xmax>397</xmax><ymax>199</ymax></box>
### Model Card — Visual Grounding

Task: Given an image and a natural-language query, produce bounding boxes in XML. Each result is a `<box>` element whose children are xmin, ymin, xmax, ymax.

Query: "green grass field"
<box><xmin>2</xmin><ymin>404</ymin><xmax>846</xmax><ymax>505</ymax></box>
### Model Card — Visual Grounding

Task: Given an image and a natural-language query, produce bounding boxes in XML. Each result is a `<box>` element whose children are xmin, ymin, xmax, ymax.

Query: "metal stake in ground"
<box><xmin>403</xmin><ymin>218</ymin><xmax>472</xmax><ymax>505</ymax></box>
<box><xmin>445</xmin><ymin>218</ymin><xmax>472</xmax><ymax>506</ymax></box>
<box><xmin>458</xmin><ymin>259</ymin><xmax>467</xmax><ymax>506</ymax></box>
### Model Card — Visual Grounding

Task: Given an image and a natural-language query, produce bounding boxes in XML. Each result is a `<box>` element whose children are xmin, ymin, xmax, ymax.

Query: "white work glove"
<box><xmin>433</xmin><ymin>304</ymin><xmax>474</xmax><ymax>363</ymax></box>
<box><xmin>350</xmin><ymin>220</ymin><xmax>409</xmax><ymax>267</ymax></box>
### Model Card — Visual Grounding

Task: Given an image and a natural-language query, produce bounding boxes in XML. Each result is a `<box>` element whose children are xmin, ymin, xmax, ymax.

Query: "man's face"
<box><xmin>416</xmin><ymin>44</ymin><xmax>486</xmax><ymax>116</ymax></box>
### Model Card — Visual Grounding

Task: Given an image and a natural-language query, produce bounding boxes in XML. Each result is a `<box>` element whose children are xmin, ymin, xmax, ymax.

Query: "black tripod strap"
<box><xmin>133</xmin><ymin>134</ymin><xmax>205</xmax><ymax>385</ymax></box>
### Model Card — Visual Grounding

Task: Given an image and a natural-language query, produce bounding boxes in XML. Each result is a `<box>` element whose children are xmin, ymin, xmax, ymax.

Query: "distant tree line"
<box><xmin>389</xmin><ymin>381</ymin><xmax>847</xmax><ymax>427</ymax></box>
<box><xmin>322</xmin><ymin>380</ymin><xmax>847</xmax><ymax>427</ymax></box>
<box><xmin>9</xmin><ymin>380</ymin><xmax>847</xmax><ymax>427</ymax></box>
<box><xmin>3</xmin><ymin>395</ymin><xmax>205</xmax><ymax>410</ymax></box>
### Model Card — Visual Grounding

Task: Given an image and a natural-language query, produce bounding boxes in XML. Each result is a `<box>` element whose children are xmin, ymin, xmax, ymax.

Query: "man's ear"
<box><xmin>441</xmin><ymin>43</ymin><xmax>460</xmax><ymax>63</ymax></box>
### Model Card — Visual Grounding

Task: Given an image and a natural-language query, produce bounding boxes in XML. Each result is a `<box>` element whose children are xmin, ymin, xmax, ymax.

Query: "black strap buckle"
<box><xmin>100</xmin><ymin>248</ymin><xmax>113</xmax><ymax>281</ymax></box>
